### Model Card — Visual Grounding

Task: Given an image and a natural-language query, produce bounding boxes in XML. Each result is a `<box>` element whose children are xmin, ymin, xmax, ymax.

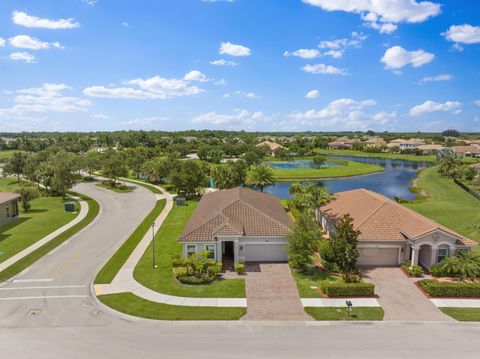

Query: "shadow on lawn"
<box><xmin>0</xmin><ymin>217</ymin><xmax>32</xmax><ymax>242</ymax></box>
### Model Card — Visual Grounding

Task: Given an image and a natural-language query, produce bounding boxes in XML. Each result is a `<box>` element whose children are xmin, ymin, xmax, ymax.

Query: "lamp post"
<box><xmin>152</xmin><ymin>221</ymin><xmax>157</xmax><ymax>269</ymax></box>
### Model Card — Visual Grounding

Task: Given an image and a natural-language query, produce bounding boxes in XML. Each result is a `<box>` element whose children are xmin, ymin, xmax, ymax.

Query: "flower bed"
<box><xmin>418</xmin><ymin>279</ymin><xmax>480</xmax><ymax>298</ymax></box>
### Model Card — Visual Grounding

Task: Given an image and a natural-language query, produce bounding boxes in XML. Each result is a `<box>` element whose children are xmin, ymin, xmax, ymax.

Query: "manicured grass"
<box><xmin>98</xmin><ymin>292</ymin><xmax>246</xmax><ymax>320</ymax></box>
<box><xmin>406</xmin><ymin>166</ymin><xmax>480</xmax><ymax>242</ymax></box>
<box><xmin>314</xmin><ymin>149</ymin><xmax>437</xmax><ymax>162</ymax></box>
<box><xmin>293</xmin><ymin>268</ymin><xmax>343</xmax><ymax>298</ymax></box>
<box><xmin>133</xmin><ymin>201</ymin><xmax>246</xmax><ymax>298</ymax></box>
<box><xmin>122</xmin><ymin>178</ymin><xmax>163</xmax><ymax>194</ymax></box>
<box><xmin>0</xmin><ymin>191</ymin><xmax>99</xmax><ymax>281</ymax></box>
<box><xmin>0</xmin><ymin>178</ymin><xmax>78</xmax><ymax>264</ymax></box>
<box><xmin>305</xmin><ymin>307</ymin><xmax>384</xmax><ymax>321</ymax></box>
<box><xmin>270</xmin><ymin>160</ymin><xmax>384</xmax><ymax>181</ymax></box>
<box><xmin>440</xmin><ymin>308</ymin><xmax>480</xmax><ymax>321</ymax></box>
<box><xmin>96</xmin><ymin>182</ymin><xmax>133</xmax><ymax>193</ymax></box>
<box><xmin>95</xmin><ymin>199</ymin><xmax>166</xmax><ymax>284</ymax></box>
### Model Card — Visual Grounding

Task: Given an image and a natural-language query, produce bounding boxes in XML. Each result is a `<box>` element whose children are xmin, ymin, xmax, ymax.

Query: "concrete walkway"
<box><xmin>0</xmin><ymin>196</ymin><xmax>89</xmax><ymax>273</ymax></box>
<box><xmin>302</xmin><ymin>298</ymin><xmax>381</xmax><ymax>307</ymax></box>
<box><xmin>363</xmin><ymin>267</ymin><xmax>453</xmax><ymax>321</ymax></box>
<box><xmin>242</xmin><ymin>263</ymin><xmax>312</xmax><ymax>320</ymax></box>
<box><xmin>94</xmin><ymin>180</ymin><xmax>247</xmax><ymax>308</ymax></box>
<box><xmin>431</xmin><ymin>298</ymin><xmax>480</xmax><ymax>308</ymax></box>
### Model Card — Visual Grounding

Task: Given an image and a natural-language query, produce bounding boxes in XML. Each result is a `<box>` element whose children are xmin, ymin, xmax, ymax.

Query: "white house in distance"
<box><xmin>387</xmin><ymin>138</ymin><xmax>425</xmax><ymax>150</ymax></box>
<box><xmin>318</xmin><ymin>189</ymin><xmax>475</xmax><ymax>268</ymax></box>
<box><xmin>178</xmin><ymin>188</ymin><xmax>292</xmax><ymax>265</ymax></box>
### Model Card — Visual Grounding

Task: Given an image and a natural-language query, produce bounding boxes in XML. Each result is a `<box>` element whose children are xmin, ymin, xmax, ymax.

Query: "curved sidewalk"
<box><xmin>0</xmin><ymin>196</ymin><xmax>89</xmax><ymax>273</ymax></box>
<box><xmin>94</xmin><ymin>179</ymin><xmax>247</xmax><ymax>308</ymax></box>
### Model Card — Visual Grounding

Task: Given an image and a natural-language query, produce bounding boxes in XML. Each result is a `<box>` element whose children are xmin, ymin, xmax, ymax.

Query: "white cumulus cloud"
<box><xmin>409</xmin><ymin>100</ymin><xmax>462</xmax><ymax>116</ymax></box>
<box><xmin>442</xmin><ymin>24</ymin><xmax>480</xmax><ymax>44</ymax></box>
<box><xmin>302</xmin><ymin>63</ymin><xmax>347</xmax><ymax>75</ymax></box>
<box><xmin>420</xmin><ymin>74</ymin><xmax>452</xmax><ymax>83</ymax></box>
<box><xmin>219</xmin><ymin>41</ymin><xmax>251</xmax><ymax>57</ymax></box>
<box><xmin>284</xmin><ymin>49</ymin><xmax>321</xmax><ymax>59</ymax></box>
<box><xmin>303</xmin><ymin>0</ymin><xmax>441</xmax><ymax>33</ymax></box>
<box><xmin>210</xmin><ymin>59</ymin><xmax>238</xmax><ymax>66</ymax></box>
<box><xmin>9</xmin><ymin>35</ymin><xmax>62</xmax><ymax>50</ymax></box>
<box><xmin>192</xmin><ymin>109</ymin><xmax>264</xmax><ymax>129</ymax></box>
<box><xmin>0</xmin><ymin>37</ymin><xmax>5</xmax><ymax>47</ymax></box>
<box><xmin>9</xmin><ymin>52</ymin><xmax>36</xmax><ymax>63</ymax></box>
<box><xmin>183</xmin><ymin>70</ymin><xmax>210</xmax><ymax>82</ymax></box>
<box><xmin>306</xmin><ymin>90</ymin><xmax>320</xmax><ymax>99</ymax></box>
<box><xmin>381</xmin><ymin>46</ymin><xmax>434</xmax><ymax>70</ymax></box>
<box><xmin>12</xmin><ymin>11</ymin><xmax>79</xmax><ymax>29</ymax></box>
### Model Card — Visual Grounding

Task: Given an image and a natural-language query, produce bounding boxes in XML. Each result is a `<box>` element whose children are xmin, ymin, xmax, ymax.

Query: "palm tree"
<box><xmin>246</xmin><ymin>164</ymin><xmax>274</xmax><ymax>192</ymax></box>
<box><xmin>440</xmin><ymin>251</ymin><xmax>480</xmax><ymax>280</ymax></box>
<box><xmin>289</xmin><ymin>182</ymin><xmax>330</xmax><ymax>216</ymax></box>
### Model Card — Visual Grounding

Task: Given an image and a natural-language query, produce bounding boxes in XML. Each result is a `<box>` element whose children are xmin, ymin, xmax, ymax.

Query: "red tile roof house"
<box><xmin>0</xmin><ymin>192</ymin><xmax>20</xmax><ymax>228</ymax></box>
<box><xmin>318</xmin><ymin>189</ymin><xmax>476</xmax><ymax>268</ymax></box>
<box><xmin>179</xmin><ymin>188</ymin><xmax>293</xmax><ymax>265</ymax></box>
<box><xmin>256</xmin><ymin>140</ymin><xmax>288</xmax><ymax>157</ymax></box>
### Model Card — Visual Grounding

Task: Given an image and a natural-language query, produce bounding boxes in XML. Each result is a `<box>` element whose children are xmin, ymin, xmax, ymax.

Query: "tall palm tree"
<box><xmin>246</xmin><ymin>164</ymin><xmax>274</xmax><ymax>192</ymax></box>
<box><xmin>289</xmin><ymin>182</ymin><xmax>330</xmax><ymax>219</ymax></box>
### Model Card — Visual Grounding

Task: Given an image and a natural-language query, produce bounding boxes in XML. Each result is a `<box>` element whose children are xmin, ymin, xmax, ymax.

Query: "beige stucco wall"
<box><xmin>0</xmin><ymin>199</ymin><xmax>19</xmax><ymax>228</ymax></box>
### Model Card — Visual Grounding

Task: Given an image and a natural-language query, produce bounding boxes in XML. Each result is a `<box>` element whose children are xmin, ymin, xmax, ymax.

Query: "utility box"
<box><xmin>176</xmin><ymin>197</ymin><xmax>186</xmax><ymax>206</ymax></box>
<box><xmin>64</xmin><ymin>202</ymin><xmax>77</xmax><ymax>212</ymax></box>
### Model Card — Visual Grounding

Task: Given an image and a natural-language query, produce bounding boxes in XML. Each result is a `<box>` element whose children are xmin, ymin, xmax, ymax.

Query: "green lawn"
<box><xmin>293</xmin><ymin>268</ymin><xmax>343</xmax><ymax>298</ymax></box>
<box><xmin>123</xmin><ymin>178</ymin><xmax>163</xmax><ymax>194</ymax></box>
<box><xmin>98</xmin><ymin>292</ymin><xmax>246</xmax><ymax>320</ymax></box>
<box><xmin>314</xmin><ymin>148</ymin><xmax>437</xmax><ymax>162</ymax></box>
<box><xmin>133</xmin><ymin>200</ymin><xmax>246</xmax><ymax>298</ymax></box>
<box><xmin>440</xmin><ymin>308</ymin><xmax>480</xmax><ymax>321</ymax></box>
<box><xmin>0</xmin><ymin>178</ymin><xmax>78</xmax><ymax>264</ymax></box>
<box><xmin>406</xmin><ymin>166</ymin><xmax>480</xmax><ymax>242</ymax></box>
<box><xmin>305</xmin><ymin>307</ymin><xmax>384</xmax><ymax>321</ymax></box>
<box><xmin>96</xmin><ymin>182</ymin><xmax>133</xmax><ymax>193</ymax></box>
<box><xmin>270</xmin><ymin>160</ymin><xmax>384</xmax><ymax>181</ymax></box>
<box><xmin>95</xmin><ymin>199</ymin><xmax>166</xmax><ymax>284</ymax></box>
<box><xmin>0</xmin><ymin>191</ymin><xmax>99</xmax><ymax>281</ymax></box>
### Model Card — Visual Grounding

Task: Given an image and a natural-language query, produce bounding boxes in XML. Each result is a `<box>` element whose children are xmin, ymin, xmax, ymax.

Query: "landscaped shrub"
<box><xmin>234</xmin><ymin>263</ymin><xmax>245</xmax><ymax>275</ymax></box>
<box><xmin>177</xmin><ymin>275</ymin><xmax>215</xmax><ymax>285</ymax></box>
<box><xmin>322</xmin><ymin>260</ymin><xmax>341</xmax><ymax>273</ymax></box>
<box><xmin>428</xmin><ymin>264</ymin><xmax>445</xmax><ymax>277</ymax></box>
<box><xmin>171</xmin><ymin>254</ymin><xmax>185</xmax><ymax>268</ymax></box>
<box><xmin>320</xmin><ymin>282</ymin><xmax>375</xmax><ymax>297</ymax></box>
<box><xmin>172</xmin><ymin>266</ymin><xmax>187</xmax><ymax>278</ymax></box>
<box><xmin>208</xmin><ymin>262</ymin><xmax>223</xmax><ymax>277</ymax></box>
<box><xmin>401</xmin><ymin>262</ymin><xmax>423</xmax><ymax>277</ymax></box>
<box><xmin>341</xmin><ymin>272</ymin><xmax>362</xmax><ymax>283</ymax></box>
<box><xmin>418</xmin><ymin>279</ymin><xmax>480</xmax><ymax>297</ymax></box>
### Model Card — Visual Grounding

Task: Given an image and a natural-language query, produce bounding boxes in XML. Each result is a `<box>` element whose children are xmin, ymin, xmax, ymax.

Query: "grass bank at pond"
<box><xmin>305</xmin><ymin>307</ymin><xmax>384</xmax><ymax>321</ymax></box>
<box><xmin>0</xmin><ymin>178</ymin><xmax>78</xmax><ymax>264</ymax></box>
<box><xmin>314</xmin><ymin>149</ymin><xmax>437</xmax><ymax>162</ymax></box>
<box><xmin>133</xmin><ymin>200</ymin><xmax>246</xmax><ymax>298</ymax></box>
<box><xmin>0</xmin><ymin>191</ymin><xmax>99</xmax><ymax>281</ymax></box>
<box><xmin>270</xmin><ymin>160</ymin><xmax>383</xmax><ymax>181</ymax></box>
<box><xmin>98</xmin><ymin>292</ymin><xmax>246</xmax><ymax>320</ymax></box>
<box><xmin>406</xmin><ymin>166</ymin><xmax>479</xmax><ymax>242</ymax></box>
<box><xmin>94</xmin><ymin>199</ymin><xmax>166</xmax><ymax>284</ymax></box>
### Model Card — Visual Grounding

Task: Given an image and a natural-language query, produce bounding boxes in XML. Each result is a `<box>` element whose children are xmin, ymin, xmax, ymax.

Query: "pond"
<box><xmin>263</xmin><ymin>155</ymin><xmax>432</xmax><ymax>201</ymax></box>
<box><xmin>267</xmin><ymin>159</ymin><xmax>339</xmax><ymax>169</ymax></box>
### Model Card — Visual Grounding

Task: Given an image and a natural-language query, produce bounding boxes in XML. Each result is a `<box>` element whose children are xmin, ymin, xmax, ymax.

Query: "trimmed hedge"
<box><xmin>401</xmin><ymin>262</ymin><xmax>423</xmax><ymax>277</ymax></box>
<box><xmin>418</xmin><ymin>279</ymin><xmax>480</xmax><ymax>298</ymax></box>
<box><xmin>321</xmin><ymin>282</ymin><xmax>375</xmax><ymax>297</ymax></box>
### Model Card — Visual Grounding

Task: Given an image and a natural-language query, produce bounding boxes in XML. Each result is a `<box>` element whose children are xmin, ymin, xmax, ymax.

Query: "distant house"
<box><xmin>179</xmin><ymin>188</ymin><xmax>292</xmax><ymax>264</ymax></box>
<box><xmin>365</xmin><ymin>137</ymin><xmax>386</xmax><ymax>148</ymax></box>
<box><xmin>387</xmin><ymin>138</ymin><xmax>425</xmax><ymax>150</ymax></box>
<box><xmin>256</xmin><ymin>140</ymin><xmax>287</xmax><ymax>157</ymax></box>
<box><xmin>318</xmin><ymin>189</ymin><xmax>475</xmax><ymax>267</ymax></box>
<box><xmin>452</xmin><ymin>146</ymin><xmax>480</xmax><ymax>158</ymax></box>
<box><xmin>465</xmin><ymin>140</ymin><xmax>480</xmax><ymax>149</ymax></box>
<box><xmin>416</xmin><ymin>144</ymin><xmax>444</xmax><ymax>155</ymax></box>
<box><xmin>327</xmin><ymin>138</ymin><xmax>360</xmax><ymax>150</ymax></box>
<box><xmin>0</xmin><ymin>193</ymin><xmax>20</xmax><ymax>227</ymax></box>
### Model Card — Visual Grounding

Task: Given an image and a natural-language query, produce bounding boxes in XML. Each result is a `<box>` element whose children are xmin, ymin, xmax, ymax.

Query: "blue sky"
<box><xmin>0</xmin><ymin>0</ymin><xmax>479</xmax><ymax>132</ymax></box>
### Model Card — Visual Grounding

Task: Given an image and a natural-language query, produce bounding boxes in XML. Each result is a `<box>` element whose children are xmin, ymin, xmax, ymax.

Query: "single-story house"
<box><xmin>416</xmin><ymin>144</ymin><xmax>444</xmax><ymax>155</ymax></box>
<box><xmin>469</xmin><ymin>163</ymin><xmax>480</xmax><ymax>170</ymax></box>
<box><xmin>466</xmin><ymin>140</ymin><xmax>480</xmax><ymax>149</ymax></box>
<box><xmin>318</xmin><ymin>189</ymin><xmax>475</xmax><ymax>268</ymax></box>
<box><xmin>0</xmin><ymin>192</ymin><xmax>20</xmax><ymax>227</ymax></box>
<box><xmin>365</xmin><ymin>137</ymin><xmax>386</xmax><ymax>148</ymax></box>
<box><xmin>256</xmin><ymin>140</ymin><xmax>288</xmax><ymax>157</ymax></box>
<box><xmin>452</xmin><ymin>146</ymin><xmax>480</xmax><ymax>158</ymax></box>
<box><xmin>387</xmin><ymin>138</ymin><xmax>425</xmax><ymax>150</ymax></box>
<box><xmin>179</xmin><ymin>187</ymin><xmax>292</xmax><ymax>264</ymax></box>
<box><xmin>328</xmin><ymin>139</ymin><xmax>360</xmax><ymax>150</ymax></box>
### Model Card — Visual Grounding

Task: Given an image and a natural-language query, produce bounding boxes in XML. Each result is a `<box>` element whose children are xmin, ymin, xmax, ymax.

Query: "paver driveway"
<box><xmin>243</xmin><ymin>263</ymin><xmax>312</xmax><ymax>321</ymax></box>
<box><xmin>363</xmin><ymin>267</ymin><xmax>453</xmax><ymax>321</ymax></box>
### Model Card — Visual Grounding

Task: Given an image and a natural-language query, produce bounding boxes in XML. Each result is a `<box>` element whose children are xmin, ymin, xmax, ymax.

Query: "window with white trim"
<box><xmin>437</xmin><ymin>248</ymin><xmax>449</xmax><ymax>264</ymax></box>
<box><xmin>206</xmin><ymin>244</ymin><xmax>216</xmax><ymax>260</ymax></box>
<box><xmin>186</xmin><ymin>245</ymin><xmax>196</xmax><ymax>258</ymax></box>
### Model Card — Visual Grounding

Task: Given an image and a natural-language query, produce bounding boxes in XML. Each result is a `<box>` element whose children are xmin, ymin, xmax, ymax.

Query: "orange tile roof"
<box><xmin>320</xmin><ymin>189</ymin><xmax>475</xmax><ymax>247</ymax></box>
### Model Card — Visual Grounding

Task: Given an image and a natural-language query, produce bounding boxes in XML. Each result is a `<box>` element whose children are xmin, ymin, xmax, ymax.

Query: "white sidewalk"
<box><xmin>0</xmin><ymin>196</ymin><xmax>89</xmax><ymax>273</ymax></box>
<box><xmin>302</xmin><ymin>298</ymin><xmax>381</xmax><ymax>307</ymax></box>
<box><xmin>430</xmin><ymin>298</ymin><xmax>480</xmax><ymax>308</ymax></box>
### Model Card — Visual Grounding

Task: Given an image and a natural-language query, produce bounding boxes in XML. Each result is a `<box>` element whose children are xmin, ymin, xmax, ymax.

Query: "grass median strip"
<box><xmin>123</xmin><ymin>178</ymin><xmax>163</xmax><ymax>194</ymax></box>
<box><xmin>0</xmin><ymin>192</ymin><xmax>99</xmax><ymax>282</ymax></box>
<box><xmin>94</xmin><ymin>199</ymin><xmax>166</xmax><ymax>284</ymax></box>
<box><xmin>98</xmin><ymin>292</ymin><xmax>246</xmax><ymax>320</ymax></box>
<box><xmin>305</xmin><ymin>307</ymin><xmax>384</xmax><ymax>321</ymax></box>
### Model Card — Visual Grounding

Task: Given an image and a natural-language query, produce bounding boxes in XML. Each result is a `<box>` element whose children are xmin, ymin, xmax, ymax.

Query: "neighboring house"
<box><xmin>452</xmin><ymin>146</ymin><xmax>480</xmax><ymax>158</ymax></box>
<box><xmin>0</xmin><ymin>192</ymin><xmax>20</xmax><ymax>227</ymax></box>
<box><xmin>387</xmin><ymin>138</ymin><xmax>425</xmax><ymax>150</ymax></box>
<box><xmin>327</xmin><ymin>138</ymin><xmax>359</xmax><ymax>150</ymax></box>
<box><xmin>318</xmin><ymin>189</ymin><xmax>475</xmax><ymax>268</ymax></box>
<box><xmin>416</xmin><ymin>144</ymin><xmax>444</xmax><ymax>155</ymax></box>
<box><xmin>466</xmin><ymin>140</ymin><xmax>480</xmax><ymax>149</ymax></box>
<box><xmin>365</xmin><ymin>137</ymin><xmax>386</xmax><ymax>148</ymax></box>
<box><xmin>178</xmin><ymin>187</ymin><xmax>292</xmax><ymax>264</ymax></box>
<box><xmin>256</xmin><ymin>140</ymin><xmax>288</xmax><ymax>157</ymax></box>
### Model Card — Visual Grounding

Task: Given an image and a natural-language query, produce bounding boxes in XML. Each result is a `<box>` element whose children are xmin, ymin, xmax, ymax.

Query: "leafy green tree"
<box><xmin>464</xmin><ymin>166</ymin><xmax>477</xmax><ymax>181</ymax></box>
<box><xmin>212</xmin><ymin>161</ymin><xmax>247</xmax><ymax>189</ymax></box>
<box><xmin>4</xmin><ymin>151</ymin><xmax>28</xmax><ymax>181</ymax></box>
<box><xmin>312</xmin><ymin>155</ymin><xmax>326</xmax><ymax>168</ymax></box>
<box><xmin>142</xmin><ymin>157</ymin><xmax>171</xmax><ymax>183</ymax></box>
<box><xmin>101</xmin><ymin>151</ymin><xmax>129</xmax><ymax>185</ymax></box>
<box><xmin>246</xmin><ymin>164</ymin><xmax>274</xmax><ymax>192</ymax></box>
<box><xmin>82</xmin><ymin>150</ymin><xmax>101</xmax><ymax>177</ymax></box>
<box><xmin>328</xmin><ymin>214</ymin><xmax>360</xmax><ymax>280</ymax></box>
<box><xmin>170</xmin><ymin>160</ymin><xmax>208</xmax><ymax>196</ymax></box>
<box><xmin>49</xmin><ymin>151</ymin><xmax>81</xmax><ymax>198</ymax></box>
<box><xmin>287</xmin><ymin>212</ymin><xmax>322</xmax><ymax>270</ymax></box>
<box><xmin>17</xmin><ymin>184</ymin><xmax>39</xmax><ymax>212</ymax></box>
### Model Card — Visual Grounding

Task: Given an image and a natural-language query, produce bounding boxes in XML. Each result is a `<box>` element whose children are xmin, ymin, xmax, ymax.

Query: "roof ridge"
<box><xmin>233</xmin><ymin>197</ymin><xmax>291</xmax><ymax>232</ymax></box>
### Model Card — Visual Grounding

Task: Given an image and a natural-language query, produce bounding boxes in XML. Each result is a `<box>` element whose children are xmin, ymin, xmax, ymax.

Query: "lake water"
<box><xmin>263</xmin><ymin>155</ymin><xmax>432</xmax><ymax>201</ymax></box>
<box><xmin>267</xmin><ymin>159</ymin><xmax>338</xmax><ymax>169</ymax></box>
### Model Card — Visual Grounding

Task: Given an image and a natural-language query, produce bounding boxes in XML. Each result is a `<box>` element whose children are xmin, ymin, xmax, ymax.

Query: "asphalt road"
<box><xmin>1</xmin><ymin>182</ymin><xmax>480</xmax><ymax>358</ymax></box>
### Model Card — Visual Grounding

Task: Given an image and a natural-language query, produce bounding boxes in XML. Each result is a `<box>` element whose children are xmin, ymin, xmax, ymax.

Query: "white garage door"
<box><xmin>357</xmin><ymin>247</ymin><xmax>399</xmax><ymax>266</ymax></box>
<box><xmin>243</xmin><ymin>243</ymin><xmax>288</xmax><ymax>262</ymax></box>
